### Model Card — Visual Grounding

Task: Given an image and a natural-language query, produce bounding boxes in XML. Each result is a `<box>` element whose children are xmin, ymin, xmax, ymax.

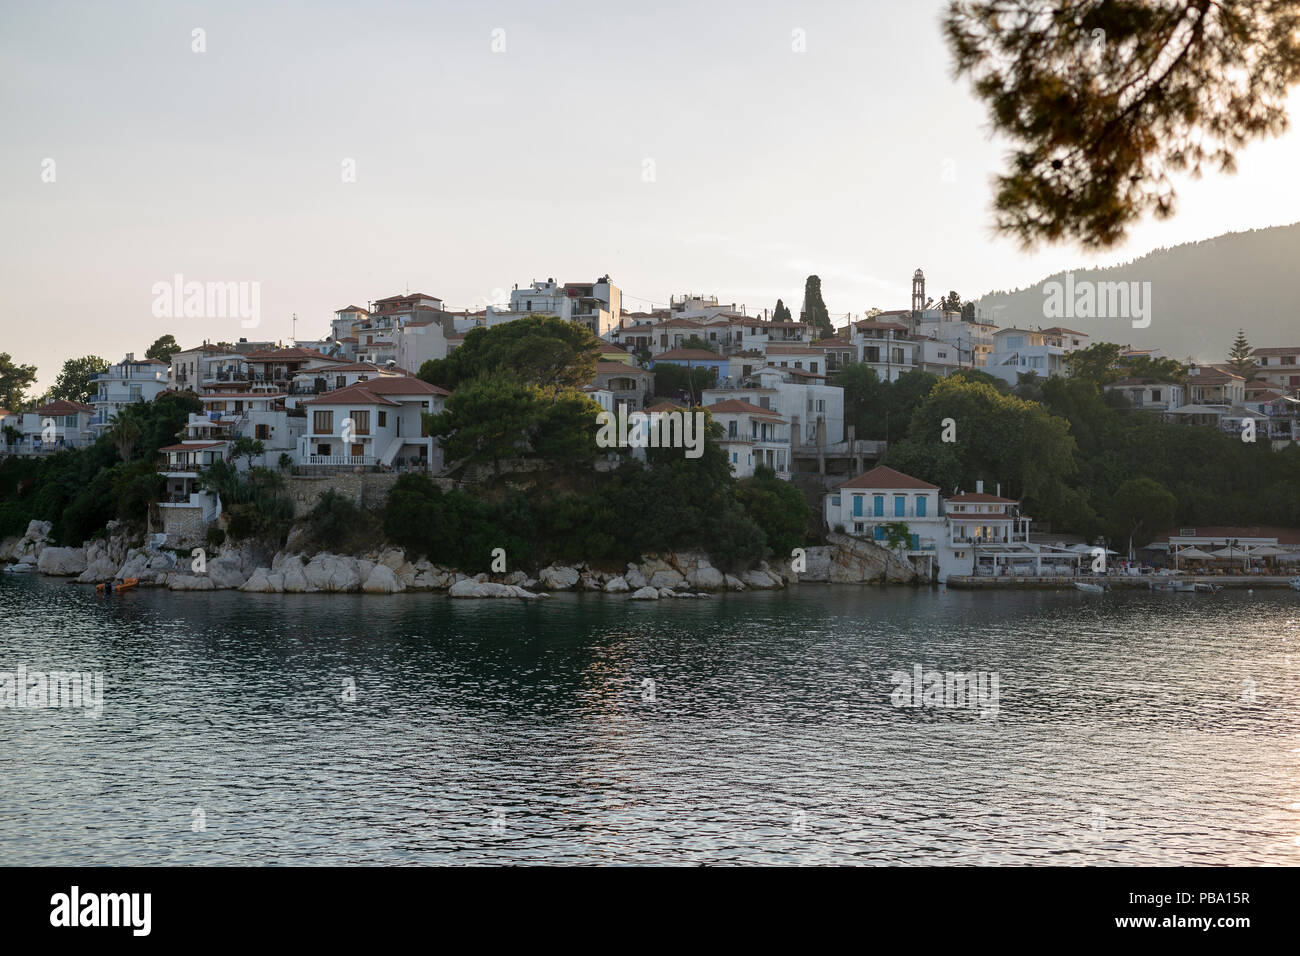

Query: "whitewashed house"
<box><xmin>18</xmin><ymin>400</ymin><xmax>96</xmax><ymax>453</ymax></box>
<box><xmin>703</xmin><ymin>365</ymin><xmax>844</xmax><ymax>446</ymax></box>
<box><xmin>90</xmin><ymin>355</ymin><xmax>169</xmax><ymax>434</ymax></box>
<box><xmin>706</xmin><ymin>398</ymin><xmax>791</xmax><ymax>478</ymax></box>
<box><xmin>299</xmin><ymin>376</ymin><xmax>451</xmax><ymax>471</ymax></box>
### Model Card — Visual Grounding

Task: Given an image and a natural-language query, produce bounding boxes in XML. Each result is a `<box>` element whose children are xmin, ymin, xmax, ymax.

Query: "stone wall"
<box><xmin>161</xmin><ymin>506</ymin><xmax>208</xmax><ymax>549</ymax></box>
<box><xmin>285</xmin><ymin>473</ymin><xmax>400</xmax><ymax>513</ymax></box>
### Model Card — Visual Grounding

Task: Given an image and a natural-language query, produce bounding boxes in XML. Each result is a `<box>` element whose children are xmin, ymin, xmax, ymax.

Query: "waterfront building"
<box><xmin>17</xmin><ymin>400</ymin><xmax>95</xmax><ymax>454</ymax></box>
<box><xmin>299</xmin><ymin>376</ymin><xmax>450</xmax><ymax>471</ymax></box>
<box><xmin>706</xmin><ymin>398</ymin><xmax>791</xmax><ymax>478</ymax></box>
<box><xmin>89</xmin><ymin>355</ymin><xmax>169</xmax><ymax>434</ymax></box>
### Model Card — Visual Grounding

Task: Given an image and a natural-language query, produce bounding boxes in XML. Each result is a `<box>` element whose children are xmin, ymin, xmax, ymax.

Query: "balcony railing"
<box><xmin>301</xmin><ymin>454</ymin><xmax>376</xmax><ymax>466</ymax></box>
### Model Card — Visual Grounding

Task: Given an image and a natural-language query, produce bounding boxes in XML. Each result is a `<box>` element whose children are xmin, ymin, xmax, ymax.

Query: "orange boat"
<box><xmin>97</xmin><ymin>578</ymin><xmax>138</xmax><ymax>593</ymax></box>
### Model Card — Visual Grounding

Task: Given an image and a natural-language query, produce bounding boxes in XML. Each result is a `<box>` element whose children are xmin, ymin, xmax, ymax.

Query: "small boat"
<box><xmin>1074</xmin><ymin>581</ymin><xmax>1108</xmax><ymax>593</ymax></box>
<box><xmin>1148</xmin><ymin>579</ymin><xmax>1177</xmax><ymax>592</ymax></box>
<box><xmin>1289</xmin><ymin>577</ymin><xmax>1300</xmax><ymax>591</ymax></box>
<box><xmin>3</xmin><ymin>563</ymin><xmax>35</xmax><ymax>573</ymax></box>
<box><xmin>1192</xmin><ymin>582</ymin><xmax>1222</xmax><ymax>594</ymax></box>
<box><xmin>97</xmin><ymin>577</ymin><xmax>138</xmax><ymax>593</ymax></box>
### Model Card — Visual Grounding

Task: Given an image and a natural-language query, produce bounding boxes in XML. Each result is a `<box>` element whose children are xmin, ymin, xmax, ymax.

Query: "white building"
<box><xmin>299</xmin><ymin>376</ymin><xmax>451</xmax><ymax>471</ymax></box>
<box><xmin>984</xmin><ymin>327</ymin><xmax>1090</xmax><ymax>386</ymax></box>
<box><xmin>1252</xmin><ymin>347</ymin><xmax>1300</xmax><ymax>393</ymax></box>
<box><xmin>17</xmin><ymin>400</ymin><xmax>96</xmax><ymax>453</ymax></box>
<box><xmin>824</xmin><ymin>467</ymin><xmax>1036</xmax><ymax>582</ymax></box>
<box><xmin>703</xmin><ymin>365</ymin><xmax>844</xmax><ymax>446</ymax></box>
<box><xmin>90</xmin><ymin>355</ymin><xmax>169</xmax><ymax>433</ymax></box>
<box><xmin>1103</xmin><ymin>378</ymin><xmax>1185</xmax><ymax>412</ymax></box>
<box><xmin>394</xmin><ymin>317</ymin><xmax>451</xmax><ymax>373</ymax></box>
<box><xmin>706</xmin><ymin>398</ymin><xmax>791</xmax><ymax>478</ymax></box>
<box><xmin>491</xmin><ymin>276</ymin><xmax>622</xmax><ymax>338</ymax></box>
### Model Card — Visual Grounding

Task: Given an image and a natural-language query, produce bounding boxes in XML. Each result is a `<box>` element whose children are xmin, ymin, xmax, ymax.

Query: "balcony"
<box><xmin>301</xmin><ymin>454</ymin><xmax>377</xmax><ymax>467</ymax></box>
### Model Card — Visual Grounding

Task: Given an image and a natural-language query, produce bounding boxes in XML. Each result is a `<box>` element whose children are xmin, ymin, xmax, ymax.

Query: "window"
<box><xmin>313</xmin><ymin>411</ymin><xmax>333</xmax><ymax>434</ymax></box>
<box><xmin>873</xmin><ymin>496</ymin><xmax>884</xmax><ymax>517</ymax></box>
<box><xmin>350</xmin><ymin>410</ymin><xmax>370</xmax><ymax>435</ymax></box>
<box><xmin>377</xmin><ymin>411</ymin><xmax>387</xmax><ymax>427</ymax></box>
<box><xmin>852</xmin><ymin>495</ymin><xmax>863</xmax><ymax>517</ymax></box>
<box><xmin>873</xmin><ymin>526</ymin><xmax>885</xmax><ymax>541</ymax></box>
<box><xmin>1151</xmin><ymin>389</ymin><xmax>1161</xmax><ymax>402</ymax></box>
<box><xmin>894</xmin><ymin>495</ymin><xmax>906</xmax><ymax>517</ymax></box>
<box><xmin>255</xmin><ymin>424</ymin><xmax>270</xmax><ymax>440</ymax></box>
<box><xmin>816</xmin><ymin>400</ymin><xmax>825</xmax><ymax>412</ymax></box>
<box><xmin>731</xmin><ymin>452</ymin><xmax>738</xmax><ymax>463</ymax></box>
<box><xmin>916</xmin><ymin>496</ymin><xmax>927</xmax><ymax>517</ymax></box>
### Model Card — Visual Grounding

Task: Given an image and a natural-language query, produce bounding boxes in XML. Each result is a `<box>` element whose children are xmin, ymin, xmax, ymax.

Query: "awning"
<box><xmin>1174</xmin><ymin>547</ymin><xmax>1215</xmax><ymax>559</ymax></box>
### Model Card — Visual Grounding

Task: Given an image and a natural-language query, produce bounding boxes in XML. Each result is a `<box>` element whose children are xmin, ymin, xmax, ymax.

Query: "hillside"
<box><xmin>975</xmin><ymin>223</ymin><xmax>1300</xmax><ymax>362</ymax></box>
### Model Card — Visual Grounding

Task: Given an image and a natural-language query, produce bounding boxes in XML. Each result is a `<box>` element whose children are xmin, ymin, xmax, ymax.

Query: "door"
<box><xmin>350</xmin><ymin>443</ymin><xmax>363</xmax><ymax>458</ymax></box>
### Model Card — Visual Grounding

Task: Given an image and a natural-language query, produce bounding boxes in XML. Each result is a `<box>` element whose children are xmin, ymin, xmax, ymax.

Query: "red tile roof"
<box><xmin>655</xmin><ymin>349</ymin><xmax>722</xmax><ymax>361</ymax></box>
<box><xmin>302</xmin><ymin>385</ymin><xmax>401</xmax><ymax>407</ymax></box>
<box><xmin>705</xmin><ymin>399</ymin><xmax>786</xmax><ymax>421</ymax></box>
<box><xmin>596</xmin><ymin>361</ymin><xmax>652</xmax><ymax>375</ymax></box>
<box><xmin>35</xmin><ymin>400</ymin><xmax>94</xmax><ymax>415</ymax></box>
<box><xmin>948</xmin><ymin>492</ymin><xmax>1018</xmax><ymax>504</ymax></box>
<box><xmin>837</xmin><ymin>465</ymin><xmax>937</xmax><ymax>491</ymax></box>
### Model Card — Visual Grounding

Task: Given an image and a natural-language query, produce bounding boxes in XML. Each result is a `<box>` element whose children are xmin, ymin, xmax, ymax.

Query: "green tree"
<box><xmin>734</xmin><ymin>465</ymin><xmax>811</xmax><ymax>557</ymax></box>
<box><xmin>1118</xmin><ymin>353</ymin><xmax>1187</xmax><ymax>384</ymax></box>
<box><xmin>802</xmin><ymin>275</ymin><xmax>834</xmax><ymax>339</ymax></box>
<box><xmin>231</xmin><ymin>436</ymin><xmax>265</xmax><ymax>469</ymax></box>
<box><xmin>1109</xmin><ymin>477</ymin><xmax>1177</xmax><ymax>554</ymax></box>
<box><xmin>417</xmin><ymin>316</ymin><xmax>600</xmax><ymax>393</ymax></box>
<box><xmin>679</xmin><ymin>335</ymin><xmax>715</xmax><ymax>353</ymax></box>
<box><xmin>1065</xmin><ymin>342</ymin><xmax>1125</xmax><ymax>388</ymax></box>
<box><xmin>107</xmin><ymin>413</ymin><xmax>141</xmax><ymax>463</ymax></box>
<box><xmin>0</xmin><ymin>353</ymin><xmax>37</xmax><ymax>411</ymax></box>
<box><xmin>1226</xmin><ymin>329</ymin><xmax>1256</xmax><ymax>381</ymax></box>
<box><xmin>946</xmin><ymin>1</ymin><xmax>1300</xmax><ymax>248</ymax></box>
<box><xmin>423</xmin><ymin>378</ymin><xmax>601</xmax><ymax>475</ymax></box>
<box><xmin>772</xmin><ymin>299</ymin><xmax>793</xmax><ymax>323</ymax></box>
<box><xmin>145</xmin><ymin>334</ymin><xmax>182</xmax><ymax>364</ymax></box>
<box><xmin>50</xmin><ymin>356</ymin><xmax>109</xmax><ymax>405</ymax></box>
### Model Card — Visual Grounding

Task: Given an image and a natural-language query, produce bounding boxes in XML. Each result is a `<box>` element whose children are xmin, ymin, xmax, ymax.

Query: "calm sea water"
<box><xmin>1</xmin><ymin>574</ymin><xmax>1298</xmax><ymax>865</ymax></box>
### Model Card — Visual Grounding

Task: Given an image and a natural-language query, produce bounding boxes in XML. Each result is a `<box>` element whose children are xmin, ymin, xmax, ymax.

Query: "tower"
<box><xmin>911</xmin><ymin>269</ymin><xmax>926</xmax><ymax>313</ymax></box>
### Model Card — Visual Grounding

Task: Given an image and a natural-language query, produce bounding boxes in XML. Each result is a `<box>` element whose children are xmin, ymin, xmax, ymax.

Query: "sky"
<box><xmin>4</xmin><ymin>0</ymin><xmax>1300</xmax><ymax>390</ymax></box>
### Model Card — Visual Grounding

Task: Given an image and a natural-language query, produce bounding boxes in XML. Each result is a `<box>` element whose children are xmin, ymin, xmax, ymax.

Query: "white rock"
<box><xmin>303</xmin><ymin>553</ymin><xmax>361</xmax><ymax>592</ymax></box>
<box><xmin>648</xmin><ymin>569</ymin><xmax>685</xmax><ymax>590</ymax></box>
<box><xmin>539</xmin><ymin>565</ymin><xmax>580</xmax><ymax>590</ymax></box>
<box><xmin>688</xmin><ymin>565</ymin><xmax>725</xmax><ymax>590</ymax></box>
<box><xmin>168</xmin><ymin>574</ymin><xmax>215</xmax><ymax>591</ymax></box>
<box><xmin>362</xmin><ymin>564</ymin><xmax>404</xmax><ymax>594</ymax></box>
<box><xmin>604</xmin><ymin>576</ymin><xmax>630</xmax><ymax>593</ymax></box>
<box><xmin>630</xmin><ymin>586</ymin><xmax>660</xmax><ymax>600</ymax></box>
<box><xmin>724</xmin><ymin>574</ymin><xmax>746</xmax><ymax>591</ymax></box>
<box><xmin>37</xmin><ymin>546</ymin><xmax>87</xmax><ymax>576</ymax></box>
<box><xmin>240</xmin><ymin>568</ymin><xmax>285</xmax><ymax>593</ymax></box>
<box><xmin>625</xmin><ymin>568</ymin><xmax>647</xmax><ymax>589</ymax></box>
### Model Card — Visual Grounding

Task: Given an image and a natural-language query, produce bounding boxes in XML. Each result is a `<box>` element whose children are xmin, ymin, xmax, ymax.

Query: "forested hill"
<box><xmin>975</xmin><ymin>223</ymin><xmax>1300</xmax><ymax>362</ymax></box>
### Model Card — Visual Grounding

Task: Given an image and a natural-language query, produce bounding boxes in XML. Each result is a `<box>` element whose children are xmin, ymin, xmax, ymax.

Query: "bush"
<box><xmin>205</xmin><ymin>527</ymin><xmax>227</xmax><ymax>549</ymax></box>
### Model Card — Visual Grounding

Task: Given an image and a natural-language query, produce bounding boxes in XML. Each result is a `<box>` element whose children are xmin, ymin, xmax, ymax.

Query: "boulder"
<box><xmin>207</xmin><ymin>553</ymin><xmax>251</xmax><ymax>589</ymax></box>
<box><xmin>240</xmin><ymin>568</ymin><xmax>285</xmax><ymax>593</ymax></box>
<box><xmin>303</xmin><ymin>553</ymin><xmax>361</xmax><ymax>592</ymax></box>
<box><xmin>362</xmin><ymin>564</ymin><xmax>404</xmax><ymax>594</ymax></box>
<box><xmin>724</xmin><ymin>574</ymin><xmax>746</xmax><ymax>591</ymax></box>
<box><xmin>77</xmin><ymin>555</ymin><xmax>119</xmax><ymax>583</ymax></box>
<box><xmin>280</xmin><ymin>561</ymin><xmax>318</xmax><ymax>593</ymax></box>
<box><xmin>37</xmin><ymin>546</ymin><xmax>88</xmax><ymax>576</ymax></box>
<box><xmin>449</xmin><ymin>579</ymin><xmax>544</xmax><ymax>599</ymax></box>
<box><xmin>539</xmin><ymin>565</ymin><xmax>580</xmax><ymax>590</ymax></box>
<box><xmin>630</xmin><ymin>586</ymin><xmax>660</xmax><ymax>600</ymax></box>
<box><xmin>742</xmin><ymin>568</ymin><xmax>784</xmax><ymax>590</ymax></box>
<box><xmin>603</xmin><ymin>576</ymin><xmax>630</xmax><ymax>593</ymax></box>
<box><xmin>688</xmin><ymin>565</ymin><xmax>725</xmax><ymax>590</ymax></box>
<box><xmin>648</xmin><ymin>569</ymin><xmax>686</xmax><ymax>590</ymax></box>
<box><xmin>625</xmin><ymin>568</ymin><xmax>647</xmax><ymax>589</ymax></box>
<box><xmin>168</xmin><ymin>574</ymin><xmax>215</xmax><ymax>591</ymax></box>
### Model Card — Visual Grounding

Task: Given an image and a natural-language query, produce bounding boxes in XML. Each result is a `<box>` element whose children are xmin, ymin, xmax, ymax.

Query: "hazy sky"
<box><xmin>4</xmin><ymin>0</ymin><xmax>1300</xmax><ymax>389</ymax></box>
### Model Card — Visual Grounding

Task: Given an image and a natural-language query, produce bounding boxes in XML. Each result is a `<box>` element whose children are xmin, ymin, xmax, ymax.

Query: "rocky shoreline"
<box><xmin>0</xmin><ymin>521</ymin><xmax>920</xmax><ymax>598</ymax></box>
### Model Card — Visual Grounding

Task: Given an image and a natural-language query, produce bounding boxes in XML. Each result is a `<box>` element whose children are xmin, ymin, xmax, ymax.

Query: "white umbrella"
<box><xmin>1247</xmin><ymin>545</ymin><xmax>1288</xmax><ymax>557</ymax></box>
<box><xmin>1174</xmin><ymin>547</ymin><xmax>1215</xmax><ymax>560</ymax></box>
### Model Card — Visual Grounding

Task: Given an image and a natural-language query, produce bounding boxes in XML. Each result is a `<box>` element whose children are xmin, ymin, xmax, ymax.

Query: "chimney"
<box><xmin>996</xmin><ymin>482</ymin><xmax>1001</xmax><ymax>497</ymax></box>
<box><xmin>976</xmin><ymin>480</ymin><xmax>984</xmax><ymax>494</ymax></box>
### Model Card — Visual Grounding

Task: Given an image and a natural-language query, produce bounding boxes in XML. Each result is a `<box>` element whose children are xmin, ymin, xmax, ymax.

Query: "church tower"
<box><xmin>911</xmin><ymin>269</ymin><xmax>926</xmax><ymax>313</ymax></box>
